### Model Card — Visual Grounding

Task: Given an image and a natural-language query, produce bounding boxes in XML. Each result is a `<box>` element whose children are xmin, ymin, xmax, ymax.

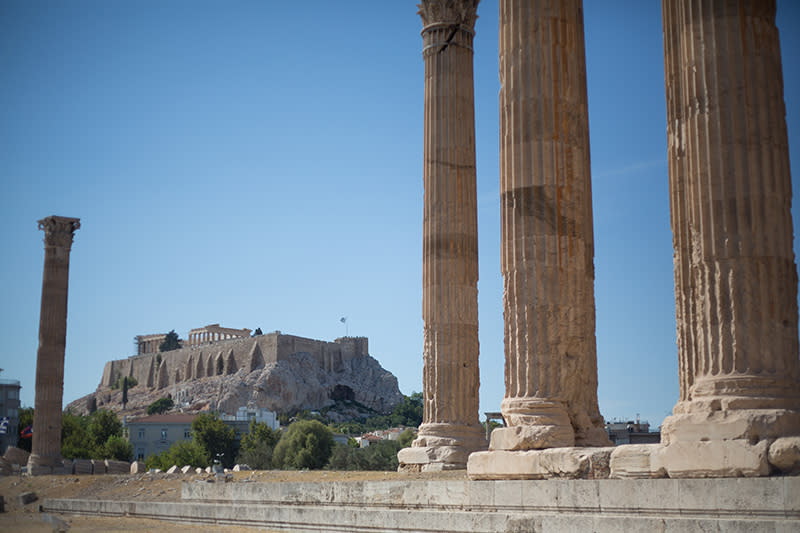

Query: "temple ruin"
<box><xmin>401</xmin><ymin>0</ymin><xmax>800</xmax><ymax>479</ymax></box>
<box><xmin>397</xmin><ymin>0</ymin><xmax>487</xmax><ymax>472</ymax></box>
<box><xmin>28</xmin><ymin>215</ymin><xmax>80</xmax><ymax>475</ymax></box>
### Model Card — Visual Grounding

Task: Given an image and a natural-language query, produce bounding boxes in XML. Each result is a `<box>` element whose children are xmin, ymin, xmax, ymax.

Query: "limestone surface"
<box><xmin>491</xmin><ymin>0</ymin><xmax>608</xmax><ymax>454</ymax></box>
<box><xmin>69</xmin><ymin>346</ymin><xmax>403</xmax><ymax>419</ymax></box>
<box><xmin>29</xmin><ymin>216</ymin><xmax>80</xmax><ymax>473</ymax></box>
<box><xmin>658</xmin><ymin>0</ymin><xmax>800</xmax><ymax>478</ymax></box>
<box><xmin>399</xmin><ymin>0</ymin><xmax>487</xmax><ymax>471</ymax></box>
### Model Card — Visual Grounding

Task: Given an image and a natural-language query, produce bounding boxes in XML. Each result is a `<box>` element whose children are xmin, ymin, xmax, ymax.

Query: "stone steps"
<box><xmin>42</xmin><ymin>477</ymin><xmax>800</xmax><ymax>532</ymax></box>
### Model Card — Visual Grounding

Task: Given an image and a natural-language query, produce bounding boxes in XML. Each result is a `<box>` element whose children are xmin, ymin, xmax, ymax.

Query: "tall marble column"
<box><xmin>487</xmin><ymin>0</ymin><xmax>608</xmax><ymax>454</ymax></box>
<box><xmin>398</xmin><ymin>0</ymin><xmax>486</xmax><ymax>472</ymax></box>
<box><xmin>659</xmin><ymin>0</ymin><xmax>800</xmax><ymax>476</ymax></box>
<box><xmin>28</xmin><ymin>216</ymin><xmax>80</xmax><ymax>474</ymax></box>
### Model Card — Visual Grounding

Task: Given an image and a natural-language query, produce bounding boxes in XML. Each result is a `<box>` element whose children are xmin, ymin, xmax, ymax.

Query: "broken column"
<box><xmin>28</xmin><ymin>216</ymin><xmax>80</xmax><ymax>475</ymax></box>
<box><xmin>658</xmin><ymin>0</ymin><xmax>800</xmax><ymax>477</ymax></box>
<box><xmin>469</xmin><ymin>0</ymin><xmax>609</xmax><ymax>479</ymax></box>
<box><xmin>398</xmin><ymin>0</ymin><xmax>486</xmax><ymax>472</ymax></box>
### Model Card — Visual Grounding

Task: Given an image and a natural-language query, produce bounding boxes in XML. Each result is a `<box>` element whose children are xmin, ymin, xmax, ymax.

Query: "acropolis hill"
<box><xmin>66</xmin><ymin>329</ymin><xmax>404</xmax><ymax>418</ymax></box>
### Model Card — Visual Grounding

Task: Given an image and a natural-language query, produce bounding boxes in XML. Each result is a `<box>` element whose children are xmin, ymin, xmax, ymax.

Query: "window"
<box><xmin>7</xmin><ymin>389</ymin><xmax>18</xmax><ymax>400</ymax></box>
<box><xmin>7</xmin><ymin>408</ymin><xmax>16</xmax><ymax>417</ymax></box>
<box><xmin>160</xmin><ymin>429</ymin><xmax>168</xmax><ymax>441</ymax></box>
<box><xmin>184</xmin><ymin>429</ymin><xmax>191</xmax><ymax>439</ymax></box>
<box><xmin>137</xmin><ymin>449</ymin><xmax>144</xmax><ymax>461</ymax></box>
<box><xmin>138</xmin><ymin>429</ymin><xmax>145</xmax><ymax>439</ymax></box>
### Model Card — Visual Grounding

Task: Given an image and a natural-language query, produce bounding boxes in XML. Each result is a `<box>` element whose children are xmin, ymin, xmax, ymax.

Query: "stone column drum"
<box><xmin>489</xmin><ymin>0</ymin><xmax>609</xmax><ymax>456</ymax></box>
<box><xmin>398</xmin><ymin>0</ymin><xmax>487</xmax><ymax>472</ymax></box>
<box><xmin>28</xmin><ymin>216</ymin><xmax>80</xmax><ymax>474</ymax></box>
<box><xmin>659</xmin><ymin>0</ymin><xmax>800</xmax><ymax>477</ymax></box>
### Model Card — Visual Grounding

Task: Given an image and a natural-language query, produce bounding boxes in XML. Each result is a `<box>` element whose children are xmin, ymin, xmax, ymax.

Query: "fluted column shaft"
<box><xmin>399</xmin><ymin>1</ymin><xmax>486</xmax><ymax>469</ymax></box>
<box><xmin>493</xmin><ymin>0</ymin><xmax>608</xmax><ymax>450</ymax></box>
<box><xmin>29</xmin><ymin>216</ymin><xmax>80</xmax><ymax>472</ymax></box>
<box><xmin>662</xmin><ymin>0</ymin><xmax>800</xmax><ymax>423</ymax></box>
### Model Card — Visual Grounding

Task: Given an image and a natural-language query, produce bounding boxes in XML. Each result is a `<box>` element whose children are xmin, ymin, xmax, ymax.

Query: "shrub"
<box><xmin>147</xmin><ymin>397</ymin><xmax>174</xmax><ymax>415</ymax></box>
<box><xmin>273</xmin><ymin>420</ymin><xmax>334</xmax><ymax>470</ymax></box>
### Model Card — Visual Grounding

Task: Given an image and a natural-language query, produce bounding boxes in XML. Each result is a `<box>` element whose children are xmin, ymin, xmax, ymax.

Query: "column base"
<box><xmin>27</xmin><ymin>454</ymin><xmax>65</xmax><ymax>476</ymax></box>
<box><xmin>467</xmin><ymin>447</ymin><xmax>614</xmax><ymax>480</ymax></box>
<box><xmin>629</xmin><ymin>407</ymin><xmax>800</xmax><ymax>478</ymax></box>
<box><xmin>491</xmin><ymin>398</ymin><xmax>575</xmax><ymax>450</ymax></box>
<box><xmin>397</xmin><ymin>423</ymin><xmax>486</xmax><ymax>471</ymax></box>
<box><xmin>661</xmin><ymin>408</ymin><xmax>800</xmax><ymax>444</ymax></box>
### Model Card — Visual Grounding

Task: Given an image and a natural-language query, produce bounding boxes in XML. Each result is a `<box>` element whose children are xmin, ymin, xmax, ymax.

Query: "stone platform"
<box><xmin>43</xmin><ymin>477</ymin><xmax>800</xmax><ymax>532</ymax></box>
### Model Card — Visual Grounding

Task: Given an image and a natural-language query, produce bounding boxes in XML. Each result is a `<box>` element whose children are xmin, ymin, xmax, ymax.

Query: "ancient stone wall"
<box><xmin>99</xmin><ymin>333</ymin><xmax>369</xmax><ymax>391</ymax></box>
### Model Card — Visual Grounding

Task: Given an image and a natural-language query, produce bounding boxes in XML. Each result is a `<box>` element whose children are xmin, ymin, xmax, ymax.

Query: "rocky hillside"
<box><xmin>67</xmin><ymin>336</ymin><xmax>404</xmax><ymax>419</ymax></box>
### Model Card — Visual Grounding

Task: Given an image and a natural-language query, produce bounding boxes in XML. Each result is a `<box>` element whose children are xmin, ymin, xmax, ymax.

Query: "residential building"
<box><xmin>0</xmin><ymin>378</ymin><xmax>21</xmax><ymax>454</ymax></box>
<box><xmin>605</xmin><ymin>419</ymin><xmax>661</xmax><ymax>445</ymax></box>
<box><xmin>128</xmin><ymin>414</ymin><xmax>197</xmax><ymax>462</ymax></box>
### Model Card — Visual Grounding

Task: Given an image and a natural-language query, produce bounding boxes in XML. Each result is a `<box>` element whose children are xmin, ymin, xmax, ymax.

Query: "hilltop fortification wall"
<box><xmin>100</xmin><ymin>332</ymin><xmax>369</xmax><ymax>391</ymax></box>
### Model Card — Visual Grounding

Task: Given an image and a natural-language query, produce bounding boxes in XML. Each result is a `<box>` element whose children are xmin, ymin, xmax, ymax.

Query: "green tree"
<box><xmin>273</xmin><ymin>420</ymin><xmax>334</xmax><ymax>470</ymax></box>
<box><xmin>121</xmin><ymin>377</ymin><xmax>129</xmax><ymax>408</ymax></box>
<box><xmin>326</xmin><ymin>440</ymin><xmax>402</xmax><ymax>471</ymax></box>
<box><xmin>147</xmin><ymin>397</ymin><xmax>174</xmax><ymax>415</ymax></box>
<box><xmin>61</xmin><ymin>411</ymin><xmax>91</xmax><ymax>459</ymax></box>
<box><xmin>236</xmin><ymin>420</ymin><xmax>282</xmax><ymax>469</ymax></box>
<box><xmin>252</xmin><ymin>328</ymin><xmax>263</xmax><ymax>336</ymax></box>
<box><xmin>191</xmin><ymin>413</ymin><xmax>237</xmax><ymax>468</ymax></box>
<box><xmin>391</xmin><ymin>392</ymin><xmax>423</xmax><ymax>427</ymax></box>
<box><xmin>87</xmin><ymin>410</ymin><xmax>123</xmax><ymax>452</ymax></box>
<box><xmin>16</xmin><ymin>407</ymin><xmax>34</xmax><ymax>452</ymax></box>
<box><xmin>102</xmin><ymin>435</ymin><xmax>133</xmax><ymax>462</ymax></box>
<box><xmin>159</xmin><ymin>330</ymin><xmax>182</xmax><ymax>352</ymax></box>
<box><xmin>146</xmin><ymin>440</ymin><xmax>208</xmax><ymax>471</ymax></box>
<box><xmin>398</xmin><ymin>428</ymin><xmax>415</xmax><ymax>447</ymax></box>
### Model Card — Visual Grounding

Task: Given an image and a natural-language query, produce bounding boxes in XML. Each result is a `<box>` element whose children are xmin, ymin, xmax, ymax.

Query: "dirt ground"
<box><xmin>0</xmin><ymin>469</ymin><xmax>467</xmax><ymax>532</ymax></box>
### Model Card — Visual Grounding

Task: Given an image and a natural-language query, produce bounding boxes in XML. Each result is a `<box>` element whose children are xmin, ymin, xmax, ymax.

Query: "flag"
<box><xmin>0</xmin><ymin>417</ymin><xmax>8</xmax><ymax>435</ymax></box>
<box><xmin>340</xmin><ymin>317</ymin><xmax>347</xmax><ymax>323</ymax></box>
<box><xmin>20</xmin><ymin>425</ymin><xmax>32</xmax><ymax>439</ymax></box>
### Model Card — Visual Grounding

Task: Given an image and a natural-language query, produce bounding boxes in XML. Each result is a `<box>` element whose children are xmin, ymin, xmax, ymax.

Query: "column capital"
<box><xmin>418</xmin><ymin>0</ymin><xmax>479</xmax><ymax>30</ymax></box>
<box><xmin>38</xmin><ymin>216</ymin><xmax>80</xmax><ymax>250</ymax></box>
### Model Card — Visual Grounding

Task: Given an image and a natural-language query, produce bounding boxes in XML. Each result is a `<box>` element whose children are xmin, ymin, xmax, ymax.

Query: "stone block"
<box><xmin>91</xmin><ymin>459</ymin><xmax>105</xmax><ymax>474</ymax></box>
<box><xmin>73</xmin><ymin>459</ymin><xmax>93</xmax><ymax>475</ymax></box>
<box><xmin>105</xmin><ymin>460</ymin><xmax>130</xmax><ymax>474</ymax></box>
<box><xmin>27</xmin><ymin>465</ymin><xmax>53</xmax><ymax>476</ymax></box>
<box><xmin>195</xmin><ymin>467</ymin><xmax>203</xmax><ymax>474</ymax></box>
<box><xmin>661</xmin><ymin>410</ymin><xmax>800</xmax><ymax>444</ymax></box>
<box><xmin>468</xmin><ymin>447</ymin><xmax>613</xmax><ymax>480</ymax></box>
<box><xmin>166</xmin><ymin>465</ymin><xmax>179</xmax><ymax>474</ymax></box>
<box><xmin>61</xmin><ymin>459</ymin><xmax>74</xmax><ymax>474</ymax></box>
<box><xmin>3</xmin><ymin>447</ymin><xmax>29</xmax><ymax>467</ymax></box>
<box><xmin>768</xmin><ymin>437</ymin><xmax>800</xmax><ymax>474</ymax></box>
<box><xmin>181</xmin><ymin>465</ymin><xmax>193</xmax><ymax>474</ymax></box>
<box><xmin>130</xmin><ymin>461</ymin><xmax>145</xmax><ymax>474</ymax></box>
<box><xmin>233</xmin><ymin>464</ymin><xmax>251</xmax><ymax>471</ymax></box>
<box><xmin>489</xmin><ymin>425</ymin><xmax>574</xmax><ymax>450</ymax></box>
<box><xmin>656</xmin><ymin>439</ymin><xmax>770</xmax><ymax>478</ymax></box>
<box><xmin>610</xmin><ymin>444</ymin><xmax>667</xmax><ymax>479</ymax></box>
<box><xmin>18</xmin><ymin>491</ymin><xmax>38</xmax><ymax>505</ymax></box>
<box><xmin>397</xmin><ymin>446</ymin><xmax>470</xmax><ymax>466</ymax></box>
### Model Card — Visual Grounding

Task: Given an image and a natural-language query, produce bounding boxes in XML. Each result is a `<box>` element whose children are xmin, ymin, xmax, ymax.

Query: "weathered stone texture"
<box><xmin>400</xmin><ymin>0</ymin><xmax>486</xmax><ymax>470</ymax></box>
<box><xmin>658</xmin><ymin>0</ymin><xmax>800</xmax><ymax>477</ymax></box>
<box><xmin>28</xmin><ymin>216</ymin><xmax>80</xmax><ymax>473</ymax></box>
<box><xmin>489</xmin><ymin>0</ymin><xmax>608</xmax><ymax>455</ymax></box>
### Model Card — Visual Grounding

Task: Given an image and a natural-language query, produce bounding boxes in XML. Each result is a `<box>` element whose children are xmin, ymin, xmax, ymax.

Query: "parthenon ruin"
<box><xmin>402</xmin><ymin>0</ymin><xmax>800</xmax><ymax>479</ymax></box>
<box><xmin>134</xmin><ymin>324</ymin><xmax>252</xmax><ymax>355</ymax></box>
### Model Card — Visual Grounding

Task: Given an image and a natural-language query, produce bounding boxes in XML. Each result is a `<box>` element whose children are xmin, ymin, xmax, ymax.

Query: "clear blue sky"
<box><xmin>1</xmin><ymin>1</ymin><xmax>798</xmax><ymax>429</ymax></box>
